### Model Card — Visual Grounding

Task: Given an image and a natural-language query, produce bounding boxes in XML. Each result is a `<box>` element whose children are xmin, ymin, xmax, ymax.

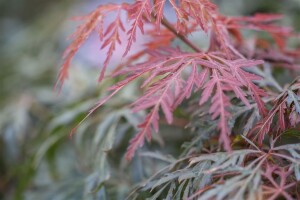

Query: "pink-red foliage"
<box><xmin>58</xmin><ymin>0</ymin><xmax>299</xmax><ymax>160</ymax></box>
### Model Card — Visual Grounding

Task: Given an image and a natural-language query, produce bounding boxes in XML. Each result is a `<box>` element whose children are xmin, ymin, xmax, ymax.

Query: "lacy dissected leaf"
<box><xmin>262</xmin><ymin>165</ymin><xmax>295</xmax><ymax>200</ymax></box>
<box><xmin>198</xmin><ymin>56</ymin><xmax>264</xmax><ymax>150</ymax></box>
<box><xmin>113</xmin><ymin>27</ymin><xmax>175</xmax><ymax>74</ymax></box>
<box><xmin>194</xmin><ymin>171</ymin><xmax>263</xmax><ymax>200</ymax></box>
<box><xmin>223</xmin><ymin>13</ymin><xmax>295</xmax><ymax>51</ymax></box>
<box><xmin>154</xmin><ymin>0</ymin><xmax>218</xmax><ymax>34</ymax></box>
<box><xmin>199</xmin><ymin>69</ymin><xmax>232</xmax><ymax>150</ymax></box>
<box><xmin>124</xmin><ymin>0</ymin><xmax>152</xmax><ymax>56</ymax></box>
<box><xmin>68</xmin><ymin>45</ymin><xmax>266</xmax><ymax>159</ymax></box>
<box><xmin>123</xmin><ymin>49</ymin><xmax>265</xmax><ymax>158</ymax></box>
<box><xmin>56</xmin><ymin>4</ymin><xmax>128</xmax><ymax>88</ymax></box>
<box><xmin>138</xmin><ymin>148</ymin><xmax>261</xmax><ymax>200</ymax></box>
<box><xmin>99</xmin><ymin>7</ymin><xmax>126</xmax><ymax>82</ymax></box>
<box><xmin>138</xmin><ymin>140</ymin><xmax>300</xmax><ymax>200</ymax></box>
<box><xmin>125</xmin><ymin>49</ymin><xmax>209</xmax><ymax>159</ymax></box>
<box><xmin>215</xmin><ymin>57</ymin><xmax>267</xmax><ymax>115</ymax></box>
<box><xmin>177</xmin><ymin>0</ymin><xmax>217</xmax><ymax>32</ymax></box>
<box><xmin>250</xmin><ymin>77</ymin><xmax>300</xmax><ymax>144</ymax></box>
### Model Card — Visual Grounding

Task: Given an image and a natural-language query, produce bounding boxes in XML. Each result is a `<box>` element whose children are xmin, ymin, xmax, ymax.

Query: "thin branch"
<box><xmin>151</xmin><ymin>13</ymin><xmax>202</xmax><ymax>52</ymax></box>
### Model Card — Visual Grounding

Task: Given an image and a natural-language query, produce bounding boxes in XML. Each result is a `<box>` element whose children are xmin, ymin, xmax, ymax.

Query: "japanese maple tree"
<box><xmin>57</xmin><ymin>0</ymin><xmax>300</xmax><ymax>199</ymax></box>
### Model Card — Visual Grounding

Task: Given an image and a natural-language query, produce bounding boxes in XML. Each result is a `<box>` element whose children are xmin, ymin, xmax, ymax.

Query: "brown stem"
<box><xmin>151</xmin><ymin>13</ymin><xmax>202</xmax><ymax>52</ymax></box>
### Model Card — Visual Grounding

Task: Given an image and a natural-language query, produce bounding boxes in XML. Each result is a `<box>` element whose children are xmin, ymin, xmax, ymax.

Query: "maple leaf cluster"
<box><xmin>57</xmin><ymin>0</ymin><xmax>300</xmax><ymax>163</ymax></box>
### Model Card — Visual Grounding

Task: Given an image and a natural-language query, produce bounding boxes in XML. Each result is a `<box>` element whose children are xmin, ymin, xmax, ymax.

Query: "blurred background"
<box><xmin>0</xmin><ymin>0</ymin><xmax>299</xmax><ymax>199</ymax></box>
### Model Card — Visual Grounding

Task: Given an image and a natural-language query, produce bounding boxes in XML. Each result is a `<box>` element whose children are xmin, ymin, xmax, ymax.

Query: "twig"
<box><xmin>151</xmin><ymin>13</ymin><xmax>202</xmax><ymax>52</ymax></box>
